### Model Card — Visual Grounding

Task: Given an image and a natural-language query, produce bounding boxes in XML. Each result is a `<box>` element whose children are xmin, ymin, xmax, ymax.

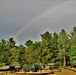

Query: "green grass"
<box><xmin>1</xmin><ymin>68</ymin><xmax>76</xmax><ymax>75</ymax></box>
<box><xmin>51</xmin><ymin>68</ymin><xmax>76</xmax><ymax>75</ymax></box>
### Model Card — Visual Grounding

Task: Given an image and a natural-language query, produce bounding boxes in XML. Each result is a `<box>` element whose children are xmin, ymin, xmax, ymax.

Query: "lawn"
<box><xmin>1</xmin><ymin>68</ymin><xmax>76</xmax><ymax>75</ymax></box>
<box><xmin>52</xmin><ymin>68</ymin><xmax>76</xmax><ymax>75</ymax></box>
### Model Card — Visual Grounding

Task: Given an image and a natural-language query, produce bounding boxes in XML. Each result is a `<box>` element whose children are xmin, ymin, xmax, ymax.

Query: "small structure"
<box><xmin>0</xmin><ymin>66</ymin><xmax>9</xmax><ymax>71</ymax></box>
<box><xmin>44</xmin><ymin>63</ymin><xmax>54</xmax><ymax>69</ymax></box>
<box><xmin>9</xmin><ymin>62</ymin><xmax>21</xmax><ymax>72</ymax></box>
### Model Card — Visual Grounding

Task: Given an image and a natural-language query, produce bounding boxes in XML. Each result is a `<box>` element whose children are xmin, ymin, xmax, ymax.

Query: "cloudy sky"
<box><xmin>0</xmin><ymin>0</ymin><xmax>76</xmax><ymax>45</ymax></box>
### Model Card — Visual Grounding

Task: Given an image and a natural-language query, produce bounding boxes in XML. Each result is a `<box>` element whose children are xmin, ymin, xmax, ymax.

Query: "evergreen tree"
<box><xmin>58</xmin><ymin>29</ymin><xmax>69</xmax><ymax>66</ymax></box>
<box><xmin>69</xmin><ymin>27</ymin><xmax>76</xmax><ymax>64</ymax></box>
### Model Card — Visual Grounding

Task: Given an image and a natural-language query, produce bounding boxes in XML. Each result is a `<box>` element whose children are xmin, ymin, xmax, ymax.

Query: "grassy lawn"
<box><xmin>52</xmin><ymin>68</ymin><xmax>76</xmax><ymax>75</ymax></box>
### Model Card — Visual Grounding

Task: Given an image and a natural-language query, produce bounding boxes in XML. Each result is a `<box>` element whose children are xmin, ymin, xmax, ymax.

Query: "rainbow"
<box><xmin>13</xmin><ymin>1</ymin><xmax>72</xmax><ymax>38</ymax></box>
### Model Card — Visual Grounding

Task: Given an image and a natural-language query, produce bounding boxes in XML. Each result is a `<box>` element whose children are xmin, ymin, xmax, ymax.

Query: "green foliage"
<box><xmin>25</xmin><ymin>40</ymin><xmax>33</xmax><ymax>47</ymax></box>
<box><xmin>58</xmin><ymin>29</ymin><xmax>69</xmax><ymax>66</ymax></box>
<box><xmin>23</xmin><ymin>63</ymin><xmax>28</xmax><ymax>69</ymax></box>
<box><xmin>69</xmin><ymin>27</ymin><xmax>76</xmax><ymax>64</ymax></box>
<box><xmin>0</xmin><ymin>27</ymin><xmax>76</xmax><ymax>67</ymax></box>
<box><xmin>18</xmin><ymin>44</ymin><xmax>26</xmax><ymax>65</ymax></box>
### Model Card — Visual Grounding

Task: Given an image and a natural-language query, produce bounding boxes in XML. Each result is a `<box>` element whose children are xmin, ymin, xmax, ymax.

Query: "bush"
<box><xmin>49</xmin><ymin>66</ymin><xmax>53</xmax><ymax>70</ymax></box>
<box><xmin>24</xmin><ymin>68</ymin><xmax>30</xmax><ymax>72</ymax></box>
<box><xmin>53</xmin><ymin>64</ymin><xmax>59</xmax><ymax>69</ymax></box>
<box><xmin>23</xmin><ymin>64</ymin><xmax>28</xmax><ymax>69</ymax></box>
<box><xmin>32</xmin><ymin>67</ymin><xmax>35</xmax><ymax>72</ymax></box>
<box><xmin>72</xmin><ymin>63</ymin><xmax>76</xmax><ymax>68</ymax></box>
<box><xmin>14</xmin><ymin>68</ymin><xmax>20</xmax><ymax>72</ymax></box>
<box><xmin>9</xmin><ymin>65</ymin><xmax>15</xmax><ymax>71</ymax></box>
<box><xmin>24</xmin><ymin>64</ymin><xmax>42</xmax><ymax>72</ymax></box>
<box><xmin>32</xmin><ymin>64</ymin><xmax>42</xmax><ymax>72</ymax></box>
<box><xmin>70</xmin><ymin>63</ymin><xmax>76</xmax><ymax>68</ymax></box>
<box><xmin>24</xmin><ymin>64</ymin><xmax>34</xmax><ymax>72</ymax></box>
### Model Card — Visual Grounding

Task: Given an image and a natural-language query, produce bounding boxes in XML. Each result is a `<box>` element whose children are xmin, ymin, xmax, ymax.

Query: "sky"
<box><xmin>0</xmin><ymin>0</ymin><xmax>76</xmax><ymax>45</ymax></box>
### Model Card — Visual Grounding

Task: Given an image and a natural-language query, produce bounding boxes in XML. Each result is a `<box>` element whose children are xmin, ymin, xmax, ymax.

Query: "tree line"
<box><xmin>0</xmin><ymin>26</ymin><xmax>76</xmax><ymax>67</ymax></box>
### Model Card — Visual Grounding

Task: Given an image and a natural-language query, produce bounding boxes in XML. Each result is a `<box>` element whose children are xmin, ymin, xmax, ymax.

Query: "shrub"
<box><xmin>9</xmin><ymin>65</ymin><xmax>15</xmax><ymax>71</ymax></box>
<box><xmin>53</xmin><ymin>64</ymin><xmax>59</xmax><ymax>69</ymax></box>
<box><xmin>14</xmin><ymin>68</ymin><xmax>20</xmax><ymax>72</ymax></box>
<box><xmin>24</xmin><ymin>64</ymin><xmax>34</xmax><ymax>72</ymax></box>
<box><xmin>23</xmin><ymin>64</ymin><xmax>28</xmax><ymax>69</ymax></box>
<box><xmin>24</xmin><ymin>68</ymin><xmax>30</xmax><ymax>72</ymax></box>
<box><xmin>49</xmin><ymin>66</ymin><xmax>53</xmax><ymax>70</ymax></box>
<box><xmin>72</xmin><ymin>63</ymin><xmax>76</xmax><ymax>68</ymax></box>
<box><xmin>70</xmin><ymin>63</ymin><xmax>76</xmax><ymax>68</ymax></box>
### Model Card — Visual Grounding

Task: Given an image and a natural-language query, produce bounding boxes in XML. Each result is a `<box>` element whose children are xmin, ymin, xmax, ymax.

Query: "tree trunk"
<box><xmin>64</xmin><ymin>54</ymin><xmax>66</xmax><ymax>66</ymax></box>
<box><xmin>58</xmin><ymin>45</ymin><xmax>62</xmax><ymax>67</ymax></box>
<box><xmin>60</xmin><ymin>58</ymin><xmax>62</xmax><ymax>67</ymax></box>
<box><xmin>63</xmin><ymin>45</ymin><xmax>66</xmax><ymax>66</ymax></box>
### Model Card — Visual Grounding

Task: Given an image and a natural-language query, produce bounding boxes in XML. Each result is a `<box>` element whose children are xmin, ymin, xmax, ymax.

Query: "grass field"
<box><xmin>0</xmin><ymin>68</ymin><xmax>76</xmax><ymax>75</ymax></box>
<box><xmin>52</xmin><ymin>68</ymin><xmax>76</xmax><ymax>75</ymax></box>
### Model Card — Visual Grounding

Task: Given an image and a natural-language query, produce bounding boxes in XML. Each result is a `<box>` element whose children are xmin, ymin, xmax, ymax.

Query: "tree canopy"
<box><xmin>0</xmin><ymin>27</ymin><xmax>76</xmax><ymax>67</ymax></box>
